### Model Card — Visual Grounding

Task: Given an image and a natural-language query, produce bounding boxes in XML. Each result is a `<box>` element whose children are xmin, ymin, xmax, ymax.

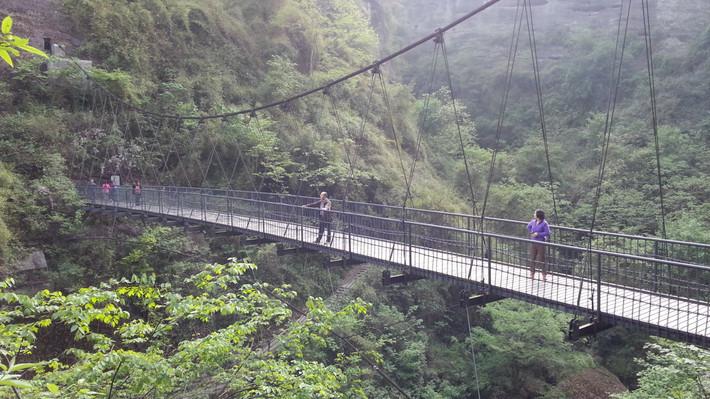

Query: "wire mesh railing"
<box><xmin>135</xmin><ymin>185</ymin><xmax>710</xmax><ymax>265</ymax></box>
<box><xmin>77</xmin><ymin>185</ymin><xmax>709</xmax><ymax>345</ymax></box>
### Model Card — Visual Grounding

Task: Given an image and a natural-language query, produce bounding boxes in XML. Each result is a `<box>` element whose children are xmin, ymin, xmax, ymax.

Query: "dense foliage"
<box><xmin>0</xmin><ymin>259</ymin><xmax>373</xmax><ymax>398</ymax></box>
<box><xmin>375</xmin><ymin>0</ymin><xmax>710</xmax><ymax>237</ymax></box>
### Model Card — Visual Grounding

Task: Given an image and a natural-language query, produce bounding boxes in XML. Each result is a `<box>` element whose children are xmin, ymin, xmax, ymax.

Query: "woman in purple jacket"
<box><xmin>527</xmin><ymin>209</ymin><xmax>551</xmax><ymax>281</ymax></box>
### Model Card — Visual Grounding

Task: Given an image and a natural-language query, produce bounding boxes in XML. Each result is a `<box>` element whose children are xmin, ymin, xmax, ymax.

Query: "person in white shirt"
<box><xmin>304</xmin><ymin>191</ymin><xmax>333</xmax><ymax>243</ymax></box>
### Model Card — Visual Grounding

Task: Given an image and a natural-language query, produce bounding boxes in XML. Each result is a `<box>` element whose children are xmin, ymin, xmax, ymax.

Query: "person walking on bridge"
<box><xmin>303</xmin><ymin>191</ymin><xmax>333</xmax><ymax>244</ymax></box>
<box><xmin>101</xmin><ymin>181</ymin><xmax>111</xmax><ymax>201</ymax></box>
<box><xmin>88</xmin><ymin>178</ymin><xmax>97</xmax><ymax>202</ymax></box>
<box><xmin>527</xmin><ymin>209</ymin><xmax>550</xmax><ymax>281</ymax></box>
<box><xmin>132</xmin><ymin>180</ymin><xmax>142</xmax><ymax>206</ymax></box>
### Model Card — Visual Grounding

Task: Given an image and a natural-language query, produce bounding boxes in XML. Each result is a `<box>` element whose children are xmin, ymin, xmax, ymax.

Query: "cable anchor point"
<box><xmin>434</xmin><ymin>29</ymin><xmax>444</xmax><ymax>44</ymax></box>
<box><xmin>371</xmin><ymin>63</ymin><xmax>381</xmax><ymax>75</ymax></box>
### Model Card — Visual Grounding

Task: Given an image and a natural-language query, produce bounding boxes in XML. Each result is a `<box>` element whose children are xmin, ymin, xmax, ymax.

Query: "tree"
<box><xmin>0</xmin><ymin>260</ymin><xmax>370</xmax><ymax>398</ymax></box>
<box><xmin>0</xmin><ymin>16</ymin><xmax>47</xmax><ymax>68</ymax></box>
<box><xmin>470</xmin><ymin>300</ymin><xmax>594</xmax><ymax>398</ymax></box>
<box><xmin>614</xmin><ymin>341</ymin><xmax>710</xmax><ymax>399</ymax></box>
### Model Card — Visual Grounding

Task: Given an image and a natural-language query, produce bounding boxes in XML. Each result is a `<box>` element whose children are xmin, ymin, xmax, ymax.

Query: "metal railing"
<box><xmin>78</xmin><ymin>185</ymin><xmax>710</xmax><ymax>345</ymax></box>
<box><xmin>135</xmin><ymin>185</ymin><xmax>710</xmax><ymax>265</ymax></box>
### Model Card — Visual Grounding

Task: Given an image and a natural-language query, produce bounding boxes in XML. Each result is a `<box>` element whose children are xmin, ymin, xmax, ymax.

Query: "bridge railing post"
<box><xmin>407</xmin><ymin>221</ymin><xmax>413</xmax><ymax>272</ymax></box>
<box><xmin>653</xmin><ymin>240</ymin><xmax>659</xmax><ymax>292</ymax></box>
<box><xmin>177</xmin><ymin>192</ymin><xmax>183</xmax><ymax>218</ymax></box>
<box><xmin>260</xmin><ymin>201</ymin><xmax>265</xmax><ymax>237</ymax></box>
<box><xmin>348</xmin><ymin>212</ymin><xmax>353</xmax><ymax>259</ymax></box>
<box><xmin>201</xmin><ymin>193</ymin><xmax>206</xmax><ymax>222</ymax></box>
<box><xmin>487</xmin><ymin>237</ymin><xmax>492</xmax><ymax>290</ymax></box>
<box><xmin>299</xmin><ymin>204</ymin><xmax>304</xmax><ymax>244</ymax></box>
<box><xmin>158</xmin><ymin>189</ymin><xmax>163</xmax><ymax>215</ymax></box>
<box><xmin>228</xmin><ymin>196</ymin><xmax>233</xmax><ymax>227</ymax></box>
<box><xmin>467</xmin><ymin>217</ymin><xmax>473</xmax><ymax>259</ymax></box>
<box><xmin>596</xmin><ymin>252</ymin><xmax>602</xmax><ymax>320</ymax></box>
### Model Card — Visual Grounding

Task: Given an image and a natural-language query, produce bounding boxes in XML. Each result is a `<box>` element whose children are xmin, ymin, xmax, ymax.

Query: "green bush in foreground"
<box><xmin>0</xmin><ymin>259</ymin><xmax>371</xmax><ymax>398</ymax></box>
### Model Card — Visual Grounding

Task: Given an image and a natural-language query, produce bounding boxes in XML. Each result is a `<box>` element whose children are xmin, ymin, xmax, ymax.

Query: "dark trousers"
<box><xmin>317</xmin><ymin>220</ymin><xmax>332</xmax><ymax>243</ymax></box>
<box><xmin>134</xmin><ymin>193</ymin><xmax>141</xmax><ymax>205</ymax></box>
<box><xmin>529</xmin><ymin>243</ymin><xmax>546</xmax><ymax>274</ymax></box>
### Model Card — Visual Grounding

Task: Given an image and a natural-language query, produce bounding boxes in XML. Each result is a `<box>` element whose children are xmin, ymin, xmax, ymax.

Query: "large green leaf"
<box><xmin>15</xmin><ymin>43</ymin><xmax>47</xmax><ymax>58</ymax></box>
<box><xmin>8</xmin><ymin>361</ymin><xmax>43</xmax><ymax>372</ymax></box>
<box><xmin>47</xmin><ymin>383</ymin><xmax>60</xmax><ymax>394</ymax></box>
<box><xmin>0</xmin><ymin>379</ymin><xmax>33</xmax><ymax>389</ymax></box>
<box><xmin>1</xmin><ymin>16</ymin><xmax>12</xmax><ymax>35</ymax></box>
<box><xmin>0</xmin><ymin>48</ymin><xmax>13</xmax><ymax>67</ymax></box>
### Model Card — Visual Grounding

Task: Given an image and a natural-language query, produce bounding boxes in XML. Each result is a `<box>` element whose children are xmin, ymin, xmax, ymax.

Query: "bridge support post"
<box><xmin>212</xmin><ymin>229</ymin><xmax>242</xmax><ymax>237</ymax></box>
<box><xmin>459</xmin><ymin>291</ymin><xmax>504</xmax><ymax>308</ymax></box>
<box><xmin>567</xmin><ymin>317</ymin><xmax>613</xmax><ymax>341</ymax></box>
<box><xmin>184</xmin><ymin>224</ymin><xmax>204</xmax><ymax>233</ymax></box>
<box><xmin>381</xmin><ymin>270</ymin><xmax>425</xmax><ymax>286</ymax></box>
<box><xmin>276</xmin><ymin>244</ymin><xmax>316</xmax><ymax>256</ymax></box>
<box><xmin>327</xmin><ymin>257</ymin><xmax>364</xmax><ymax>267</ymax></box>
<box><xmin>243</xmin><ymin>237</ymin><xmax>278</xmax><ymax>246</ymax></box>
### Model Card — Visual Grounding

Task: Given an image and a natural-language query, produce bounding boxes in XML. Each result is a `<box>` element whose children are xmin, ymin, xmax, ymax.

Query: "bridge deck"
<box><xmin>84</xmin><ymin>189</ymin><xmax>709</xmax><ymax>346</ymax></box>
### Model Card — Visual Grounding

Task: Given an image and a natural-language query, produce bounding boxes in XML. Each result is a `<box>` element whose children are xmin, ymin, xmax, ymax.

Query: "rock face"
<box><xmin>12</xmin><ymin>250</ymin><xmax>47</xmax><ymax>272</ymax></box>
<box><xmin>0</xmin><ymin>0</ymin><xmax>81</xmax><ymax>54</ymax></box>
<box><xmin>558</xmin><ymin>367</ymin><xmax>628</xmax><ymax>399</ymax></box>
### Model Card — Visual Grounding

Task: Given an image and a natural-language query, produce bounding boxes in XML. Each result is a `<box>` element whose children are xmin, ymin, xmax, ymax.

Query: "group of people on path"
<box><xmin>88</xmin><ymin>178</ymin><xmax>142</xmax><ymax>205</ymax></box>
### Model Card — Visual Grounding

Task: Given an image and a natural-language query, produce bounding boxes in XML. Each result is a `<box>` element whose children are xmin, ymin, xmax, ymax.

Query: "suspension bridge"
<box><xmin>79</xmin><ymin>185</ymin><xmax>710</xmax><ymax>347</ymax></box>
<box><xmin>66</xmin><ymin>0</ymin><xmax>709</xmax><ymax>350</ymax></box>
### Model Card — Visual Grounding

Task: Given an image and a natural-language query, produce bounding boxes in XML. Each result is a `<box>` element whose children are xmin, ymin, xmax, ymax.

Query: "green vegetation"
<box><xmin>0</xmin><ymin>260</ymin><xmax>372</xmax><ymax>398</ymax></box>
<box><xmin>614</xmin><ymin>341</ymin><xmax>710</xmax><ymax>399</ymax></box>
<box><xmin>0</xmin><ymin>0</ymin><xmax>707</xmax><ymax>397</ymax></box>
<box><xmin>0</xmin><ymin>16</ymin><xmax>47</xmax><ymax>67</ymax></box>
